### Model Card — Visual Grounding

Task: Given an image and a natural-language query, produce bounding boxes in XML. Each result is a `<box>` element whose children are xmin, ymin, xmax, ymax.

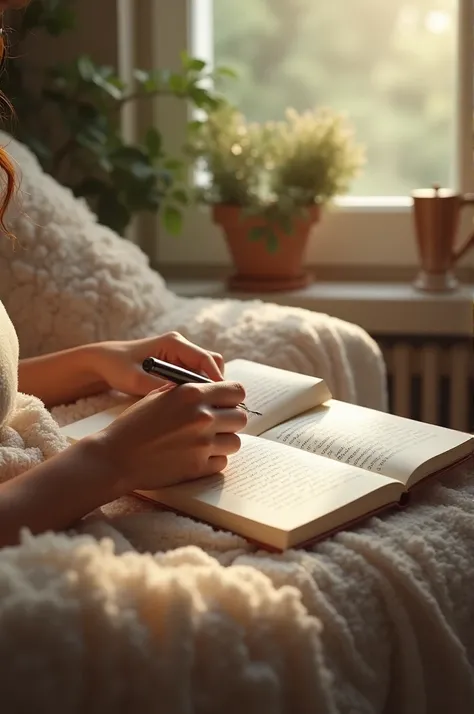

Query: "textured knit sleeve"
<box><xmin>0</xmin><ymin>300</ymin><xmax>19</xmax><ymax>428</ymax></box>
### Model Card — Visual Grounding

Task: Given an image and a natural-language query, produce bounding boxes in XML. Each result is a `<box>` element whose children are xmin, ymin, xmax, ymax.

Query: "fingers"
<box><xmin>149</xmin><ymin>383</ymin><xmax>175</xmax><ymax>395</ymax></box>
<box><xmin>177</xmin><ymin>453</ymin><xmax>229</xmax><ymax>484</ymax></box>
<box><xmin>206</xmin><ymin>455</ymin><xmax>228</xmax><ymax>475</ymax></box>
<box><xmin>157</xmin><ymin>332</ymin><xmax>224</xmax><ymax>381</ymax></box>
<box><xmin>196</xmin><ymin>350</ymin><xmax>224</xmax><ymax>381</ymax></box>
<box><xmin>207</xmin><ymin>406</ymin><xmax>247</xmax><ymax>434</ymax></box>
<box><xmin>195</xmin><ymin>380</ymin><xmax>246</xmax><ymax>408</ymax></box>
<box><xmin>209</xmin><ymin>350</ymin><xmax>225</xmax><ymax>375</ymax></box>
<box><xmin>211</xmin><ymin>432</ymin><xmax>241</xmax><ymax>456</ymax></box>
<box><xmin>180</xmin><ymin>343</ymin><xmax>223</xmax><ymax>381</ymax></box>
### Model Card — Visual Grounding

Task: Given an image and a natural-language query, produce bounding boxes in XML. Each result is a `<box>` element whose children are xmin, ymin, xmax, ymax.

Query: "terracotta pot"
<box><xmin>212</xmin><ymin>204</ymin><xmax>320</xmax><ymax>292</ymax></box>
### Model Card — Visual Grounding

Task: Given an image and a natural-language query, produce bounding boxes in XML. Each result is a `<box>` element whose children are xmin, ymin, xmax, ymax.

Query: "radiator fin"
<box><xmin>378</xmin><ymin>337</ymin><xmax>473</xmax><ymax>432</ymax></box>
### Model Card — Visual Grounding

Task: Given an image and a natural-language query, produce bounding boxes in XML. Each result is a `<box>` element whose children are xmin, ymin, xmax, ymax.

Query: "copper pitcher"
<box><xmin>412</xmin><ymin>185</ymin><xmax>474</xmax><ymax>292</ymax></box>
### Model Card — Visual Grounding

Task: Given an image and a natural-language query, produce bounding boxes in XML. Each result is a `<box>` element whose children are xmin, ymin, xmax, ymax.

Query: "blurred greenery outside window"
<box><xmin>208</xmin><ymin>0</ymin><xmax>458</xmax><ymax>198</ymax></box>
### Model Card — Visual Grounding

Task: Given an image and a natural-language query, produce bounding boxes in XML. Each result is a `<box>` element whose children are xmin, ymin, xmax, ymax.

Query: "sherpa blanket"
<box><xmin>1</xmin><ymin>367</ymin><xmax>474</xmax><ymax>714</ymax></box>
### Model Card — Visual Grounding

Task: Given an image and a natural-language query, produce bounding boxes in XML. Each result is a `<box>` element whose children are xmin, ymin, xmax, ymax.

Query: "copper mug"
<box><xmin>412</xmin><ymin>185</ymin><xmax>474</xmax><ymax>292</ymax></box>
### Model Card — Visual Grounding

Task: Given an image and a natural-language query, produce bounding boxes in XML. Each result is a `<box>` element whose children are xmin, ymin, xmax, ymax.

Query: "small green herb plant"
<box><xmin>4</xmin><ymin>0</ymin><xmax>230</xmax><ymax>235</ymax></box>
<box><xmin>187</xmin><ymin>102</ymin><xmax>365</xmax><ymax>251</ymax></box>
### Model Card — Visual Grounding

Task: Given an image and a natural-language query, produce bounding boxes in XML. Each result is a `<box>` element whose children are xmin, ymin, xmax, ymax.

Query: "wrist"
<box><xmin>67</xmin><ymin>343</ymin><xmax>109</xmax><ymax>397</ymax></box>
<box><xmin>18</xmin><ymin>343</ymin><xmax>110</xmax><ymax>408</ymax></box>
<box><xmin>79</xmin><ymin>432</ymin><xmax>127</xmax><ymax>503</ymax></box>
<box><xmin>0</xmin><ymin>434</ymin><xmax>123</xmax><ymax>546</ymax></box>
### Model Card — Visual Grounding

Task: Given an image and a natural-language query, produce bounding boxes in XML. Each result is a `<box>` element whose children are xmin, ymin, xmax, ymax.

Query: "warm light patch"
<box><xmin>425</xmin><ymin>10</ymin><xmax>451</xmax><ymax>34</ymax></box>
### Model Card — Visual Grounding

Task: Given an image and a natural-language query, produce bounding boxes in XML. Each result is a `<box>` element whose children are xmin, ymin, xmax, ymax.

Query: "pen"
<box><xmin>142</xmin><ymin>357</ymin><xmax>262</xmax><ymax>416</ymax></box>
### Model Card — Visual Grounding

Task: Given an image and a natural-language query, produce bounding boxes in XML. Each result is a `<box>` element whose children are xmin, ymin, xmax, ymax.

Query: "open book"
<box><xmin>61</xmin><ymin>359</ymin><xmax>473</xmax><ymax>550</ymax></box>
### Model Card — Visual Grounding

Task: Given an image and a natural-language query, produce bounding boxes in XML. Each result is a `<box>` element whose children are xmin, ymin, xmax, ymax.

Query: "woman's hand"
<box><xmin>91</xmin><ymin>332</ymin><xmax>225</xmax><ymax>396</ymax></box>
<box><xmin>0</xmin><ymin>379</ymin><xmax>247</xmax><ymax>546</ymax></box>
<box><xmin>92</xmin><ymin>379</ymin><xmax>247</xmax><ymax>493</ymax></box>
<box><xmin>18</xmin><ymin>331</ymin><xmax>224</xmax><ymax>410</ymax></box>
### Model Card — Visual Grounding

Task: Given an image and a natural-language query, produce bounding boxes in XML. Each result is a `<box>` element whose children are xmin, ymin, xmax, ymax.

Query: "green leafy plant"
<box><xmin>3</xmin><ymin>0</ymin><xmax>228</xmax><ymax>235</ymax></box>
<box><xmin>187</xmin><ymin>102</ymin><xmax>365</xmax><ymax>250</ymax></box>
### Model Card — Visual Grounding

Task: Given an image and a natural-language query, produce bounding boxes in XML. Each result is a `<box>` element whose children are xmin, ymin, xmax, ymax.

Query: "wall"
<box><xmin>20</xmin><ymin>0</ymin><xmax>118</xmax><ymax>68</ymax></box>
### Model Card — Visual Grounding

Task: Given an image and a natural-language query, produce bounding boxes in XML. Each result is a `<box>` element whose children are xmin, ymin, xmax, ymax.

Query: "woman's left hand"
<box><xmin>91</xmin><ymin>332</ymin><xmax>225</xmax><ymax>397</ymax></box>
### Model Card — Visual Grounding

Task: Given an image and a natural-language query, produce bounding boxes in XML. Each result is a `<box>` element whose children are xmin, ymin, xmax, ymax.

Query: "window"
<box><xmin>211</xmin><ymin>0</ymin><xmax>457</xmax><ymax>197</ymax></box>
<box><xmin>137</xmin><ymin>1</ymin><xmax>474</xmax><ymax>272</ymax></box>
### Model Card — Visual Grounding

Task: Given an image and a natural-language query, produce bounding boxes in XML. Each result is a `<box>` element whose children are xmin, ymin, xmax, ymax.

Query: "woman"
<box><xmin>0</xmin><ymin>0</ymin><xmax>246</xmax><ymax>546</ymax></box>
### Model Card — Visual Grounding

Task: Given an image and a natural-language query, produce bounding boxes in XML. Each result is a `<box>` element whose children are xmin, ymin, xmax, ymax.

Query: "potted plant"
<box><xmin>4</xmin><ymin>0</ymin><xmax>226</xmax><ymax>237</ymax></box>
<box><xmin>188</xmin><ymin>103</ymin><xmax>365</xmax><ymax>291</ymax></box>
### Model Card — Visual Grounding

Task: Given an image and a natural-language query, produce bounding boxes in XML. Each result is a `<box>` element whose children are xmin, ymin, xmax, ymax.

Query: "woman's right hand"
<box><xmin>0</xmin><ymin>379</ymin><xmax>248</xmax><ymax>547</ymax></box>
<box><xmin>91</xmin><ymin>380</ymin><xmax>248</xmax><ymax>497</ymax></box>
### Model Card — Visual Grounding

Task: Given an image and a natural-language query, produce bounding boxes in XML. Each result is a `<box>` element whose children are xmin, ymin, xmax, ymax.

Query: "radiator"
<box><xmin>377</xmin><ymin>337</ymin><xmax>473</xmax><ymax>433</ymax></box>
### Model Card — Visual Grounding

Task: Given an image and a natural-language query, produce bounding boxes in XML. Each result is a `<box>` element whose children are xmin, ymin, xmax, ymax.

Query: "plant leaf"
<box><xmin>168</xmin><ymin>73</ymin><xmax>188</xmax><ymax>94</ymax></box>
<box><xmin>180</xmin><ymin>51</ymin><xmax>206</xmax><ymax>73</ymax></box>
<box><xmin>215</xmin><ymin>65</ymin><xmax>238</xmax><ymax>79</ymax></box>
<box><xmin>186</xmin><ymin>58</ymin><xmax>207</xmax><ymax>73</ymax></box>
<box><xmin>163</xmin><ymin>157</ymin><xmax>184</xmax><ymax>172</ymax></box>
<box><xmin>266</xmin><ymin>232</ymin><xmax>279</xmax><ymax>253</ymax></box>
<box><xmin>170</xmin><ymin>188</ymin><xmax>189</xmax><ymax>205</ymax></box>
<box><xmin>98</xmin><ymin>196</ymin><xmax>131</xmax><ymax>235</ymax></box>
<box><xmin>279</xmin><ymin>215</ymin><xmax>293</xmax><ymax>235</ymax></box>
<box><xmin>42</xmin><ymin>88</ymin><xmax>68</xmax><ymax>104</ymax></box>
<box><xmin>179</xmin><ymin>50</ymin><xmax>191</xmax><ymax>68</ymax></box>
<box><xmin>134</xmin><ymin>69</ymin><xmax>160</xmax><ymax>93</ymax></box>
<box><xmin>44</xmin><ymin>5</ymin><xmax>76</xmax><ymax>35</ymax></box>
<box><xmin>75</xmin><ymin>183</ymin><xmax>131</xmax><ymax>235</ymax></box>
<box><xmin>249</xmin><ymin>226</ymin><xmax>267</xmax><ymax>241</ymax></box>
<box><xmin>163</xmin><ymin>205</ymin><xmax>183</xmax><ymax>235</ymax></box>
<box><xmin>133</xmin><ymin>69</ymin><xmax>149</xmax><ymax>84</ymax></box>
<box><xmin>111</xmin><ymin>145</ymin><xmax>150</xmax><ymax>167</ymax></box>
<box><xmin>74</xmin><ymin>177</ymin><xmax>108</xmax><ymax>197</ymax></box>
<box><xmin>77</xmin><ymin>56</ymin><xmax>96</xmax><ymax>83</ymax></box>
<box><xmin>187</xmin><ymin>119</ymin><xmax>204</xmax><ymax>134</ymax></box>
<box><xmin>129</xmin><ymin>162</ymin><xmax>156</xmax><ymax>181</ymax></box>
<box><xmin>98</xmin><ymin>155</ymin><xmax>113</xmax><ymax>173</ymax></box>
<box><xmin>20</xmin><ymin>1</ymin><xmax>44</xmax><ymax>34</ymax></box>
<box><xmin>155</xmin><ymin>169</ymin><xmax>172</xmax><ymax>192</ymax></box>
<box><xmin>23</xmin><ymin>135</ymin><xmax>52</xmax><ymax>168</ymax></box>
<box><xmin>144</xmin><ymin>127</ymin><xmax>162</xmax><ymax>159</ymax></box>
<box><xmin>188</xmin><ymin>86</ymin><xmax>218</xmax><ymax>109</ymax></box>
<box><xmin>91</xmin><ymin>72</ymin><xmax>123</xmax><ymax>100</ymax></box>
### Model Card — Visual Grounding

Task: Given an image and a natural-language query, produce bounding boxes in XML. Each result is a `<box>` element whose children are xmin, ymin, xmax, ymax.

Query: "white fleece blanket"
<box><xmin>1</xmin><ymin>133</ymin><xmax>474</xmax><ymax>712</ymax></box>
<box><xmin>2</xmin><ymin>385</ymin><xmax>474</xmax><ymax>714</ymax></box>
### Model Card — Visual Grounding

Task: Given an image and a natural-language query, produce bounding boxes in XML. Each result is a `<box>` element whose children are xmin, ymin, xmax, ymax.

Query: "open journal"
<box><xmin>61</xmin><ymin>358</ymin><xmax>473</xmax><ymax>550</ymax></box>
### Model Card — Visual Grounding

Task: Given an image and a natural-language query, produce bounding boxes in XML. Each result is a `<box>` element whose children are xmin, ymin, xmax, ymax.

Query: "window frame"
<box><xmin>119</xmin><ymin>0</ymin><xmax>474</xmax><ymax>274</ymax></box>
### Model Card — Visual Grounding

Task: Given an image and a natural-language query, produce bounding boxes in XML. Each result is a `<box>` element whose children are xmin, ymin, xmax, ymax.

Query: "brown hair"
<box><xmin>0</xmin><ymin>17</ymin><xmax>16</xmax><ymax>235</ymax></box>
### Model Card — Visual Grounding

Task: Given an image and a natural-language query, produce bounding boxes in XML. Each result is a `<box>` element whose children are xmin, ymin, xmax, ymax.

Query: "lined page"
<box><xmin>150</xmin><ymin>434</ymin><xmax>400</xmax><ymax>534</ymax></box>
<box><xmin>262</xmin><ymin>400</ymin><xmax>473</xmax><ymax>485</ymax></box>
<box><xmin>225</xmin><ymin>359</ymin><xmax>331</xmax><ymax>436</ymax></box>
<box><xmin>60</xmin><ymin>397</ymin><xmax>137</xmax><ymax>442</ymax></box>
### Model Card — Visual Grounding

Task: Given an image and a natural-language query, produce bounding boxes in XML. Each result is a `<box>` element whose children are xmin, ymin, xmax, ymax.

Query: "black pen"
<box><xmin>142</xmin><ymin>357</ymin><xmax>262</xmax><ymax>416</ymax></box>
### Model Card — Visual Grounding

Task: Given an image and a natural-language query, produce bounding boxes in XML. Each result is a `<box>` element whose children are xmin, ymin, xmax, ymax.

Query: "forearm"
<box><xmin>18</xmin><ymin>344</ymin><xmax>107</xmax><ymax>407</ymax></box>
<box><xmin>0</xmin><ymin>437</ymin><xmax>117</xmax><ymax>547</ymax></box>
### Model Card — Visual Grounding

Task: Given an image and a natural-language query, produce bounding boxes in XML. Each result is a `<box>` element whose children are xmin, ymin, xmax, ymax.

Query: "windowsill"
<box><xmin>167</xmin><ymin>279</ymin><xmax>474</xmax><ymax>337</ymax></box>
